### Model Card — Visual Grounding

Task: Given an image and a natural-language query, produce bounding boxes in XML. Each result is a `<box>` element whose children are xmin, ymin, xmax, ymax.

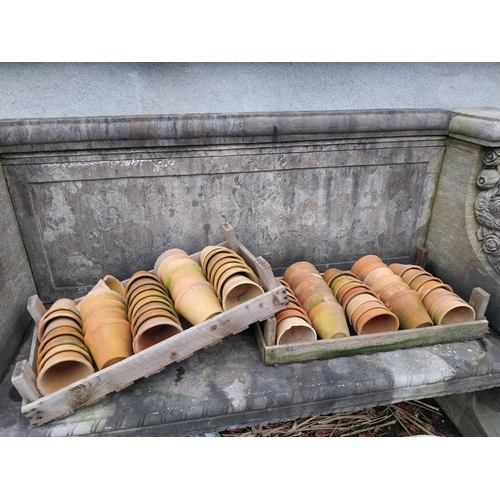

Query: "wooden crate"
<box><xmin>11</xmin><ymin>224</ymin><xmax>288</xmax><ymax>427</ymax></box>
<box><xmin>253</xmin><ymin>248</ymin><xmax>491</xmax><ymax>365</ymax></box>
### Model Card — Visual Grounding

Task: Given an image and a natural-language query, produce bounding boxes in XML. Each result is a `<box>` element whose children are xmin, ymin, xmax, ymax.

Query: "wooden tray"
<box><xmin>11</xmin><ymin>224</ymin><xmax>288</xmax><ymax>426</ymax></box>
<box><xmin>253</xmin><ymin>248</ymin><xmax>491</xmax><ymax>365</ymax></box>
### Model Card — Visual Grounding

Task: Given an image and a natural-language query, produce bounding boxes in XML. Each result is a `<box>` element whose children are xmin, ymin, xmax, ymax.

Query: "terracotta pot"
<box><xmin>84</xmin><ymin>319</ymin><xmax>133</xmax><ymax>370</ymax></box>
<box><xmin>400</xmin><ymin>268</ymin><xmax>433</xmax><ymax>286</ymax></box>
<box><xmin>421</xmin><ymin>287</ymin><xmax>459</xmax><ymax>311</ymax></box>
<box><xmin>128</xmin><ymin>295</ymin><xmax>175</xmax><ymax>324</ymax></box>
<box><xmin>349</xmin><ymin>300</ymin><xmax>388</xmax><ymax>328</ymax></box>
<box><xmin>169</xmin><ymin>272</ymin><xmax>208</xmax><ymax>302</ymax></box>
<box><xmin>370</xmin><ymin>274</ymin><xmax>404</xmax><ymax>294</ymax></box>
<box><xmin>125</xmin><ymin>277</ymin><xmax>169</xmax><ymax>302</ymax></box>
<box><xmin>215</xmin><ymin>266</ymin><xmax>261</xmax><ymax>298</ymax></box>
<box><xmin>78</xmin><ymin>290</ymin><xmax>125</xmax><ymax>319</ymax></box>
<box><xmin>38</xmin><ymin>326</ymin><xmax>85</xmax><ymax>350</ymax></box>
<box><xmin>363</xmin><ymin>266</ymin><xmax>394</xmax><ymax>287</ymax></box>
<box><xmin>301</xmin><ymin>290</ymin><xmax>337</xmax><ymax>314</ymax></box>
<box><xmin>294</xmin><ymin>274</ymin><xmax>330</xmax><ymax>300</ymax></box>
<box><xmin>132</xmin><ymin>307</ymin><xmax>183</xmax><ymax>335</ymax></box>
<box><xmin>377</xmin><ymin>281</ymin><xmax>411</xmax><ymax>303</ymax></box>
<box><xmin>275</xmin><ymin>316</ymin><xmax>317</xmax><ymax>345</ymax></box>
<box><xmin>283</xmin><ymin>262</ymin><xmax>320</xmax><ymax>290</ymax></box>
<box><xmin>339</xmin><ymin>286</ymin><xmax>379</xmax><ymax>309</ymax></box>
<box><xmin>205</xmin><ymin>253</ymin><xmax>246</xmax><ymax>279</ymax></box>
<box><xmin>174</xmin><ymin>282</ymin><xmax>223</xmax><ymax>325</ymax></box>
<box><xmin>388</xmin><ymin>263</ymin><xmax>425</xmax><ymax>277</ymax></box>
<box><xmin>132</xmin><ymin>316</ymin><xmax>184</xmax><ymax>353</ymax></box>
<box><xmin>384</xmin><ymin>289</ymin><xmax>433</xmax><ymax>329</ymax></box>
<box><xmin>408</xmin><ymin>274</ymin><xmax>442</xmax><ymax>292</ymax></box>
<box><xmin>220</xmin><ymin>275</ymin><xmax>264</xmax><ymax>311</ymax></box>
<box><xmin>433</xmin><ymin>301</ymin><xmax>476</xmax><ymax>325</ymax></box>
<box><xmin>335</xmin><ymin>280</ymin><xmax>373</xmax><ymax>300</ymax></box>
<box><xmin>308</xmin><ymin>301</ymin><xmax>350</xmax><ymax>339</ymax></box>
<box><xmin>38</xmin><ymin>309</ymin><xmax>83</xmax><ymax>342</ymax></box>
<box><xmin>322</xmin><ymin>268</ymin><xmax>358</xmax><ymax>287</ymax></box>
<box><xmin>278</xmin><ymin>279</ymin><xmax>295</xmax><ymax>294</ymax></box>
<box><xmin>160</xmin><ymin>259</ymin><xmax>204</xmax><ymax>289</ymax></box>
<box><xmin>38</xmin><ymin>334</ymin><xmax>89</xmax><ymax>364</ymax></box>
<box><xmin>40</xmin><ymin>317</ymin><xmax>83</xmax><ymax>342</ymax></box>
<box><xmin>200</xmin><ymin>246</ymin><xmax>236</xmax><ymax>269</ymax></box>
<box><xmin>36</xmin><ymin>350</ymin><xmax>95</xmax><ymax>396</ymax></box>
<box><xmin>125</xmin><ymin>270</ymin><xmax>163</xmax><ymax>296</ymax></box>
<box><xmin>153</xmin><ymin>248</ymin><xmax>188</xmax><ymax>275</ymax></box>
<box><xmin>426</xmin><ymin>292</ymin><xmax>465</xmax><ymax>319</ymax></box>
<box><xmin>351</xmin><ymin>255</ymin><xmax>384</xmax><ymax>278</ymax></box>
<box><xmin>417</xmin><ymin>280</ymin><xmax>454</xmax><ymax>301</ymax></box>
<box><xmin>42</xmin><ymin>298</ymin><xmax>81</xmax><ymax>319</ymax></box>
<box><xmin>103</xmin><ymin>275</ymin><xmax>125</xmax><ymax>297</ymax></box>
<box><xmin>80</xmin><ymin>299</ymin><xmax>127</xmax><ymax>325</ymax></box>
<box><xmin>83</xmin><ymin>307</ymin><xmax>129</xmax><ymax>336</ymax></box>
<box><xmin>330</xmin><ymin>275</ymin><xmax>361</xmax><ymax>297</ymax></box>
<box><xmin>37</xmin><ymin>342</ymin><xmax>94</xmax><ymax>374</ymax></box>
<box><xmin>357</xmin><ymin>262</ymin><xmax>389</xmax><ymax>281</ymax></box>
<box><xmin>275</xmin><ymin>308</ymin><xmax>312</xmax><ymax>326</ymax></box>
<box><xmin>345</xmin><ymin>293</ymin><xmax>382</xmax><ymax>320</ymax></box>
<box><xmin>355</xmin><ymin>308</ymin><xmax>400</xmax><ymax>335</ymax></box>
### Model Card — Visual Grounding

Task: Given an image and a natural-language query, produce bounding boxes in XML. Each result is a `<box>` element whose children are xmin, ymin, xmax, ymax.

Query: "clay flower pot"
<box><xmin>276</xmin><ymin>316</ymin><xmax>317</xmax><ymax>345</ymax></box>
<box><xmin>125</xmin><ymin>277</ymin><xmax>169</xmax><ymax>302</ymax></box>
<box><xmin>215</xmin><ymin>266</ymin><xmax>261</xmax><ymax>299</ymax></box>
<box><xmin>363</xmin><ymin>266</ymin><xmax>394</xmax><ymax>287</ymax></box>
<box><xmin>275</xmin><ymin>308</ymin><xmax>312</xmax><ymax>326</ymax></box>
<box><xmin>432</xmin><ymin>300</ymin><xmax>476</xmax><ymax>325</ymax></box>
<box><xmin>377</xmin><ymin>281</ymin><xmax>411</xmax><ymax>303</ymax></box>
<box><xmin>174</xmin><ymin>282</ymin><xmax>223</xmax><ymax>325</ymax></box>
<box><xmin>339</xmin><ymin>285</ymin><xmax>379</xmax><ymax>309</ymax></box>
<box><xmin>36</xmin><ymin>350</ymin><xmax>95</xmax><ymax>396</ymax></box>
<box><xmin>153</xmin><ymin>248</ymin><xmax>188</xmax><ymax>275</ymax></box>
<box><xmin>308</xmin><ymin>301</ymin><xmax>350</xmax><ymax>339</ymax></box>
<box><xmin>349</xmin><ymin>299</ymin><xmax>388</xmax><ymax>329</ymax></box>
<box><xmin>37</xmin><ymin>343</ymin><xmax>94</xmax><ymax>374</ymax></box>
<box><xmin>330</xmin><ymin>275</ymin><xmax>361</xmax><ymax>297</ymax></box>
<box><xmin>388</xmin><ymin>263</ymin><xmax>425</xmax><ymax>277</ymax></box>
<box><xmin>220</xmin><ymin>275</ymin><xmax>264</xmax><ymax>311</ymax></box>
<box><xmin>384</xmin><ymin>289</ymin><xmax>433</xmax><ymax>329</ymax></box>
<box><xmin>200</xmin><ymin>246</ymin><xmax>239</xmax><ymax>270</ymax></box>
<box><xmin>417</xmin><ymin>280</ymin><xmax>454</xmax><ymax>301</ymax></box>
<box><xmin>354</xmin><ymin>308</ymin><xmax>400</xmax><ymax>335</ymax></box>
<box><xmin>351</xmin><ymin>255</ymin><xmax>385</xmax><ymax>278</ymax></box>
<box><xmin>84</xmin><ymin>319</ymin><xmax>133</xmax><ymax>370</ymax></box>
<box><xmin>294</xmin><ymin>274</ymin><xmax>331</xmax><ymax>300</ymax></box>
<box><xmin>38</xmin><ymin>309</ymin><xmax>83</xmax><ymax>342</ymax></box>
<box><xmin>125</xmin><ymin>270</ymin><xmax>164</xmax><ymax>296</ymax></box>
<box><xmin>301</xmin><ymin>290</ymin><xmax>337</xmax><ymax>314</ymax></box>
<box><xmin>103</xmin><ymin>275</ymin><xmax>125</xmax><ymax>297</ymax></box>
<box><xmin>421</xmin><ymin>287</ymin><xmax>459</xmax><ymax>311</ymax></box>
<box><xmin>407</xmin><ymin>274</ymin><xmax>439</xmax><ymax>291</ymax></box>
<box><xmin>370</xmin><ymin>274</ymin><xmax>404</xmax><ymax>295</ymax></box>
<box><xmin>132</xmin><ymin>316</ymin><xmax>184</xmax><ymax>353</ymax></box>
<box><xmin>345</xmin><ymin>293</ymin><xmax>382</xmax><ymax>320</ymax></box>
<box><xmin>283</xmin><ymin>262</ymin><xmax>320</xmax><ymax>290</ymax></box>
<box><xmin>426</xmin><ymin>292</ymin><xmax>464</xmax><ymax>319</ymax></box>
<box><xmin>40</xmin><ymin>317</ymin><xmax>83</xmax><ymax>342</ymax></box>
<box><xmin>400</xmin><ymin>268</ymin><xmax>433</xmax><ymax>286</ymax></box>
<box><xmin>322</xmin><ymin>268</ymin><xmax>358</xmax><ymax>287</ymax></box>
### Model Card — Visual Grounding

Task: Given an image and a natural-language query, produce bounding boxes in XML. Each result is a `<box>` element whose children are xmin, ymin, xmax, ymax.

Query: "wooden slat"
<box><xmin>254</xmin><ymin>319</ymin><xmax>489</xmax><ymax>365</ymax></box>
<box><xmin>20</xmin><ymin>285</ymin><xmax>288</xmax><ymax>426</ymax></box>
<box><xmin>222</xmin><ymin>223</ymin><xmax>241</xmax><ymax>253</ymax></box>
<box><xmin>469</xmin><ymin>287</ymin><xmax>490</xmax><ymax>321</ymax></box>
<box><xmin>11</xmin><ymin>360</ymin><xmax>41</xmax><ymax>403</ymax></box>
<box><xmin>412</xmin><ymin>246</ymin><xmax>428</xmax><ymax>268</ymax></box>
<box><xmin>27</xmin><ymin>295</ymin><xmax>46</xmax><ymax>325</ymax></box>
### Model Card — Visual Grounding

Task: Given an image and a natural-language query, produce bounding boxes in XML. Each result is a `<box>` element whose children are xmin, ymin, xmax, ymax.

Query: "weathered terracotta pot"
<box><xmin>84</xmin><ymin>319</ymin><xmax>133</xmax><ymax>369</ymax></box>
<box><xmin>407</xmin><ymin>274</ymin><xmax>440</xmax><ymax>291</ymax></box>
<box><xmin>384</xmin><ymin>289</ymin><xmax>433</xmax><ymax>329</ymax></box>
<box><xmin>345</xmin><ymin>293</ymin><xmax>382</xmax><ymax>320</ymax></box>
<box><xmin>275</xmin><ymin>308</ymin><xmax>312</xmax><ymax>326</ymax></box>
<box><xmin>426</xmin><ymin>292</ymin><xmax>464</xmax><ymax>319</ymax></box>
<box><xmin>388</xmin><ymin>263</ymin><xmax>425</xmax><ymax>277</ymax></box>
<box><xmin>322</xmin><ymin>268</ymin><xmax>358</xmax><ymax>287</ymax></box>
<box><xmin>417</xmin><ymin>280</ymin><xmax>454</xmax><ymax>301</ymax></box>
<box><xmin>370</xmin><ymin>274</ymin><xmax>404</xmax><ymax>294</ymax></box>
<box><xmin>131</xmin><ymin>304</ymin><xmax>181</xmax><ymax>333</ymax></box>
<box><xmin>103</xmin><ymin>275</ymin><xmax>125</xmax><ymax>297</ymax></box>
<box><xmin>200</xmin><ymin>246</ymin><xmax>236</xmax><ymax>270</ymax></box>
<box><xmin>283</xmin><ymin>262</ymin><xmax>320</xmax><ymax>290</ymax></box>
<box><xmin>221</xmin><ymin>274</ymin><xmax>264</xmax><ymax>311</ymax></box>
<box><xmin>128</xmin><ymin>295</ymin><xmax>175</xmax><ymax>323</ymax></box>
<box><xmin>132</xmin><ymin>316</ymin><xmax>184</xmax><ymax>353</ymax></box>
<box><xmin>308</xmin><ymin>301</ymin><xmax>350</xmax><ymax>339</ymax></box>
<box><xmin>339</xmin><ymin>286</ymin><xmax>379</xmax><ymax>309</ymax></box>
<box><xmin>400</xmin><ymin>268</ymin><xmax>433</xmax><ymax>286</ymax></box>
<box><xmin>125</xmin><ymin>270</ymin><xmax>163</xmax><ymax>296</ymax></box>
<box><xmin>169</xmin><ymin>272</ymin><xmax>208</xmax><ymax>302</ymax></box>
<box><xmin>377</xmin><ymin>281</ymin><xmax>411</xmax><ymax>303</ymax></box>
<box><xmin>37</xmin><ymin>335</ymin><xmax>90</xmax><ymax>367</ymax></box>
<box><xmin>301</xmin><ymin>290</ymin><xmax>337</xmax><ymax>314</ymax></box>
<box><xmin>351</xmin><ymin>255</ymin><xmax>384</xmax><ymax>278</ymax></box>
<box><xmin>174</xmin><ymin>282</ymin><xmax>223</xmax><ymax>324</ymax></box>
<box><xmin>38</xmin><ymin>309</ymin><xmax>83</xmax><ymax>342</ymax></box>
<box><xmin>37</xmin><ymin>343</ymin><xmax>94</xmax><ymax>374</ymax></box>
<box><xmin>330</xmin><ymin>275</ymin><xmax>361</xmax><ymax>297</ymax></box>
<box><xmin>349</xmin><ymin>299</ymin><xmax>388</xmax><ymax>328</ymax></box>
<box><xmin>355</xmin><ymin>308</ymin><xmax>400</xmax><ymax>335</ymax></box>
<box><xmin>421</xmin><ymin>287</ymin><xmax>459</xmax><ymax>311</ymax></box>
<box><xmin>363</xmin><ymin>266</ymin><xmax>394</xmax><ymax>287</ymax></box>
<box><xmin>36</xmin><ymin>351</ymin><xmax>95</xmax><ymax>396</ymax></box>
<box><xmin>276</xmin><ymin>316</ymin><xmax>317</xmax><ymax>345</ymax></box>
<box><xmin>40</xmin><ymin>317</ymin><xmax>83</xmax><ymax>342</ymax></box>
<box><xmin>38</xmin><ymin>326</ymin><xmax>85</xmax><ymax>351</ymax></box>
<box><xmin>125</xmin><ymin>278</ymin><xmax>169</xmax><ymax>303</ymax></box>
<box><xmin>205</xmin><ymin>253</ymin><xmax>246</xmax><ymax>280</ymax></box>
<box><xmin>433</xmin><ymin>300</ymin><xmax>476</xmax><ymax>325</ymax></box>
<box><xmin>215</xmin><ymin>266</ymin><xmax>261</xmax><ymax>299</ymax></box>
<box><xmin>294</xmin><ymin>274</ymin><xmax>330</xmax><ymax>300</ymax></box>
<box><xmin>153</xmin><ymin>248</ymin><xmax>188</xmax><ymax>275</ymax></box>
<box><xmin>357</xmin><ymin>262</ymin><xmax>389</xmax><ymax>281</ymax></box>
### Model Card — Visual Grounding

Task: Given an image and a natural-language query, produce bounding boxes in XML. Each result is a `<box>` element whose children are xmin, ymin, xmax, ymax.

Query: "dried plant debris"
<box><xmin>219</xmin><ymin>399</ymin><xmax>461</xmax><ymax>437</ymax></box>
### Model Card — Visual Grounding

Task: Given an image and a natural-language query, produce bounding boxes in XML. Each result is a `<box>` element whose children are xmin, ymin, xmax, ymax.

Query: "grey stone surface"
<box><xmin>1</xmin><ymin>111</ymin><xmax>448</xmax><ymax>302</ymax></box>
<box><xmin>3</xmin><ymin>326</ymin><xmax>500</xmax><ymax>436</ymax></box>
<box><xmin>0</xmin><ymin>163</ymin><xmax>36</xmax><ymax>379</ymax></box>
<box><xmin>1</xmin><ymin>63</ymin><xmax>500</xmax><ymax>119</ymax></box>
<box><xmin>425</xmin><ymin>109</ymin><xmax>500</xmax><ymax>332</ymax></box>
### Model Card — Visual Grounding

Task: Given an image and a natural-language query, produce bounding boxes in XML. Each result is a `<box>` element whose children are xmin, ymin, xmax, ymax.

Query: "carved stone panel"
<box><xmin>4</xmin><ymin>138</ymin><xmax>446</xmax><ymax>302</ymax></box>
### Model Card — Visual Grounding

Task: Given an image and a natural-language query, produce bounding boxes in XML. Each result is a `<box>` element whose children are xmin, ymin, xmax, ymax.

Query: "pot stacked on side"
<box><xmin>155</xmin><ymin>248</ymin><xmax>223</xmax><ymax>324</ymax></box>
<box><xmin>78</xmin><ymin>279</ymin><xmax>133</xmax><ymax>370</ymax></box>
<box><xmin>283</xmin><ymin>261</ymin><xmax>350</xmax><ymax>339</ymax></box>
<box><xmin>323</xmin><ymin>268</ymin><xmax>399</xmax><ymax>335</ymax></box>
<box><xmin>200</xmin><ymin>246</ymin><xmax>264</xmax><ymax>311</ymax></box>
<box><xmin>273</xmin><ymin>279</ymin><xmax>316</xmax><ymax>345</ymax></box>
<box><xmin>125</xmin><ymin>271</ymin><xmax>183</xmax><ymax>353</ymax></box>
<box><xmin>351</xmin><ymin>255</ymin><xmax>433</xmax><ymax>329</ymax></box>
<box><xmin>388</xmin><ymin>263</ymin><xmax>476</xmax><ymax>325</ymax></box>
<box><xmin>36</xmin><ymin>298</ymin><xmax>95</xmax><ymax>396</ymax></box>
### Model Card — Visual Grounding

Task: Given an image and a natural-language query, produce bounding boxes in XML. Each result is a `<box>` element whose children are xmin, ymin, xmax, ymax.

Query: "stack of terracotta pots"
<box><xmin>388</xmin><ymin>263</ymin><xmax>476</xmax><ymax>325</ymax></box>
<box><xmin>78</xmin><ymin>279</ymin><xmax>133</xmax><ymax>370</ymax></box>
<box><xmin>199</xmin><ymin>246</ymin><xmax>264</xmax><ymax>311</ymax></box>
<box><xmin>155</xmin><ymin>248</ymin><xmax>223</xmax><ymax>324</ymax></box>
<box><xmin>351</xmin><ymin>255</ymin><xmax>434</xmax><ymax>329</ymax></box>
<box><xmin>272</xmin><ymin>279</ymin><xmax>317</xmax><ymax>344</ymax></box>
<box><xmin>283</xmin><ymin>261</ymin><xmax>350</xmax><ymax>339</ymax></box>
<box><xmin>124</xmin><ymin>271</ymin><xmax>183</xmax><ymax>353</ymax></box>
<box><xmin>36</xmin><ymin>298</ymin><xmax>95</xmax><ymax>396</ymax></box>
<box><xmin>323</xmin><ymin>268</ymin><xmax>400</xmax><ymax>335</ymax></box>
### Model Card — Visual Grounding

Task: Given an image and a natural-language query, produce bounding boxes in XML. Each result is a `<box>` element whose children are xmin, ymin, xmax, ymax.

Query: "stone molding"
<box><xmin>449</xmin><ymin>108</ymin><xmax>500</xmax><ymax>147</ymax></box>
<box><xmin>0</xmin><ymin>109</ymin><xmax>452</xmax><ymax>153</ymax></box>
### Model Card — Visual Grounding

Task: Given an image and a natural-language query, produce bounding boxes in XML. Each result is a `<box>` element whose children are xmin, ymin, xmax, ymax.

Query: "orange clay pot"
<box><xmin>275</xmin><ymin>317</ymin><xmax>317</xmax><ymax>345</ymax></box>
<box><xmin>355</xmin><ymin>308</ymin><xmax>400</xmax><ymax>335</ymax></box>
<box><xmin>351</xmin><ymin>255</ymin><xmax>385</xmax><ymax>278</ymax></box>
<box><xmin>433</xmin><ymin>300</ymin><xmax>476</xmax><ymax>325</ymax></box>
<box><xmin>384</xmin><ymin>289</ymin><xmax>433</xmax><ymax>329</ymax></box>
<box><xmin>132</xmin><ymin>316</ymin><xmax>184</xmax><ymax>353</ymax></box>
<box><xmin>308</xmin><ymin>301</ymin><xmax>350</xmax><ymax>339</ymax></box>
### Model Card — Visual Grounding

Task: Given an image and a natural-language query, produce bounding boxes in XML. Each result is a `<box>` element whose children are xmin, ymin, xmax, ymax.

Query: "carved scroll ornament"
<box><xmin>475</xmin><ymin>148</ymin><xmax>500</xmax><ymax>274</ymax></box>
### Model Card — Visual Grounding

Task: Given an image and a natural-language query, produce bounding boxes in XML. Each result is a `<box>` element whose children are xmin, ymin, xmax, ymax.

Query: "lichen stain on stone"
<box><xmin>304</xmin><ymin>199</ymin><xmax>318</xmax><ymax>211</ymax></box>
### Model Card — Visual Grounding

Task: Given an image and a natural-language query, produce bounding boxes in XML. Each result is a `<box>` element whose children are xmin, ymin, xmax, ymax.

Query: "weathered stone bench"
<box><xmin>1</xmin><ymin>108</ymin><xmax>499</xmax><ymax>436</ymax></box>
